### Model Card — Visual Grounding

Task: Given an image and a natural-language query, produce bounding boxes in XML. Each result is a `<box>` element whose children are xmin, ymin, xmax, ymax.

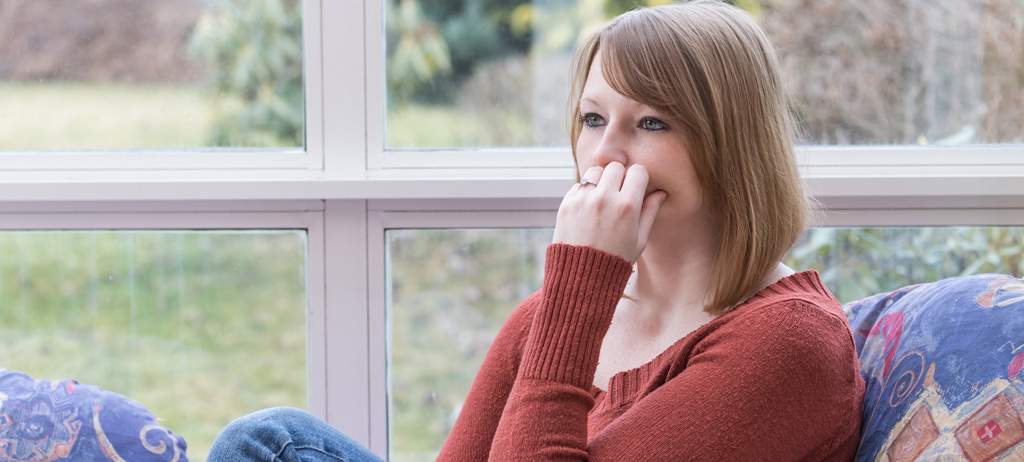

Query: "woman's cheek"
<box><xmin>575</xmin><ymin>138</ymin><xmax>596</xmax><ymax>170</ymax></box>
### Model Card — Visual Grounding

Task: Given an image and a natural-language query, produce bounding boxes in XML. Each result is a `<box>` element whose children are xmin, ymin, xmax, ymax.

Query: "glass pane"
<box><xmin>385</xmin><ymin>0</ymin><xmax>1022</xmax><ymax>148</ymax></box>
<box><xmin>758</xmin><ymin>0</ymin><xmax>1024</xmax><ymax>145</ymax></box>
<box><xmin>387</xmin><ymin>228</ymin><xmax>550</xmax><ymax>462</ymax></box>
<box><xmin>0</xmin><ymin>0</ymin><xmax>304</xmax><ymax>151</ymax></box>
<box><xmin>0</xmin><ymin>230</ymin><xmax>307</xmax><ymax>462</ymax></box>
<box><xmin>786</xmin><ymin>227</ymin><xmax>1024</xmax><ymax>302</ymax></box>
<box><xmin>387</xmin><ymin>226</ymin><xmax>1022</xmax><ymax>460</ymax></box>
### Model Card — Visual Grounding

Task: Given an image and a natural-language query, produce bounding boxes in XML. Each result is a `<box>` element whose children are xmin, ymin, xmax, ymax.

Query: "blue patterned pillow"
<box><xmin>0</xmin><ymin>370</ymin><xmax>188</xmax><ymax>461</ymax></box>
<box><xmin>842</xmin><ymin>274</ymin><xmax>1024</xmax><ymax>462</ymax></box>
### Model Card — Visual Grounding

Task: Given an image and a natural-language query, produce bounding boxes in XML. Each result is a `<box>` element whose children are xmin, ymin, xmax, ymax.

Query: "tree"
<box><xmin>189</xmin><ymin>0</ymin><xmax>304</xmax><ymax>147</ymax></box>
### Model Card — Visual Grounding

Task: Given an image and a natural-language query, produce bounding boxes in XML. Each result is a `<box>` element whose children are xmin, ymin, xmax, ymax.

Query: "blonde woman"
<box><xmin>210</xmin><ymin>1</ymin><xmax>864</xmax><ymax>461</ymax></box>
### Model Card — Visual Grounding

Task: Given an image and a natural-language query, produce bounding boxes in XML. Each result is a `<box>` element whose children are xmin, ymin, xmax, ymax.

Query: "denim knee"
<box><xmin>213</xmin><ymin>407</ymin><xmax>312</xmax><ymax>452</ymax></box>
<box><xmin>228</xmin><ymin>407</ymin><xmax>312</xmax><ymax>433</ymax></box>
<box><xmin>212</xmin><ymin>407</ymin><xmax>382</xmax><ymax>462</ymax></box>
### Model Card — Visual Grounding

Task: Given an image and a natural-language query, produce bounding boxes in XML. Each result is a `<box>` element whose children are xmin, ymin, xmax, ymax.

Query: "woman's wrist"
<box><xmin>517</xmin><ymin>243</ymin><xmax>632</xmax><ymax>388</ymax></box>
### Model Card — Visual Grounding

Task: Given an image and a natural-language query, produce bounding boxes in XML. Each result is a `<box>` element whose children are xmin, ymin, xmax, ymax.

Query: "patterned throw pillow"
<box><xmin>843</xmin><ymin>274</ymin><xmax>1024</xmax><ymax>462</ymax></box>
<box><xmin>0</xmin><ymin>370</ymin><xmax>187</xmax><ymax>461</ymax></box>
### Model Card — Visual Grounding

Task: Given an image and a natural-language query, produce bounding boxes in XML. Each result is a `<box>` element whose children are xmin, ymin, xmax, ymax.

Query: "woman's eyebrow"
<box><xmin>582</xmin><ymin>96</ymin><xmax>659</xmax><ymax>116</ymax></box>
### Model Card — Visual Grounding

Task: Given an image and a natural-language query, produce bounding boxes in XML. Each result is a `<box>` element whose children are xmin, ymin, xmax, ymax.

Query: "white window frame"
<box><xmin>0</xmin><ymin>0</ymin><xmax>1021</xmax><ymax>460</ymax></box>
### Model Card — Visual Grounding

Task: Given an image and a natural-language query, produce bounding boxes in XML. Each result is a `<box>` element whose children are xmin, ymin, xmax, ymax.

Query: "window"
<box><xmin>0</xmin><ymin>0</ymin><xmax>305</xmax><ymax>151</ymax></box>
<box><xmin>0</xmin><ymin>0</ymin><xmax>1021</xmax><ymax>460</ymax></box>
<box><xmin>386</xmin><ymin>228</ymin><xmax>547</xmax><ymax>461</ymax></box>
<box><xmin>383</xmin><ymin>0</ymin><xmax>1023</xmax><ymax>149</ymax></box>
<box><xmin>0</xmin><ymin>230</ymin><xmax>308</xmax><ymax>461</ymax></box>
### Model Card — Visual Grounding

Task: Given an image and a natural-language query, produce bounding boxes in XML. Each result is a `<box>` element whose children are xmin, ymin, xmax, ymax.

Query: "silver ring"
<box><xmin>578</xmin><ymin>178</ymin><xmax>597</xmax><ymax>188</ymax></box>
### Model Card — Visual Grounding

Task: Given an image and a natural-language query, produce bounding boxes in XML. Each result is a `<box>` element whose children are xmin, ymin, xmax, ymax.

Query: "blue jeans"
<box><xmin>209</xmin><ymin>407</ymin><xmax>384</xmax><ymax>462</ymax></box>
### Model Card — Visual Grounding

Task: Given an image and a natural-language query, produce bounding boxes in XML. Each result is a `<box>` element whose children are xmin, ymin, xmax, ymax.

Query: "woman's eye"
<box><xmin>580</xmin><ymin>113</ymin><xmax>666</xmax><ymax>131</ymax></box>
<box><xmin>639</xmin><ymin>117</ymin><xmax>667</xmax><ymax>131</ymax></box>
<box><xmin>580</xmin><ymin>113</ymin><xmax>604</xmax><ymax>128</ymax></box>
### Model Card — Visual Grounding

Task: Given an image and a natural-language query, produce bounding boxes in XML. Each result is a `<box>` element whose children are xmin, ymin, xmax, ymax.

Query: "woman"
<box><xmin>209</xmin><ymin>1</ymin><xmax>865</xmax><ymax>460</ymax></box>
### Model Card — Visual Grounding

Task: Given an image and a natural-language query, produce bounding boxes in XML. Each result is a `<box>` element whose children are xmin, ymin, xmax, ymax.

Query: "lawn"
<box><xmin>0</xmin><ymin>82</ymin><xmax>214</xmax><ymax>150</ymax></box>
<box><xmin>0</xmin><ymin>231</ymin><xmax>307</xmax><ymax>461</ymax></box>
<box><xmin>386</xmin><ymin>104</ymin><xmax>534</xmax><ymax>148</ymax></box>
<box><xmin>0</xmin><ymin>80</ymin><xmax>534</xmax><ymax>150</ymax></box>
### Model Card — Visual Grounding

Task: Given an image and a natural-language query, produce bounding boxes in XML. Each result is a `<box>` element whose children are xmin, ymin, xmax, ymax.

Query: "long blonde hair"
<box><xmin>567</xmin><ymin>0</ymin><xmax>808</xmax><ymax>316</ymax></box>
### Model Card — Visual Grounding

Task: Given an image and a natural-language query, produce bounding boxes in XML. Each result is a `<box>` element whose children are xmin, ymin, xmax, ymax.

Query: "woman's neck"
<box><xmin>626</xmin><ymin>216</ymin><xmax>719</xmax><ymax>329</ymax></box>
<box><xmin>625</xmin><ymin>213</ymin><xmax>793</xmax><ymax>330</ymax></box>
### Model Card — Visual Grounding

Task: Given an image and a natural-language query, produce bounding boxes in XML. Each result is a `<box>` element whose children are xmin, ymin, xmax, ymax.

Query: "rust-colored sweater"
<box><xmin>436</xmin><ymin>243</ymin><xmax>864</xmax><ymax>461</ymax></box>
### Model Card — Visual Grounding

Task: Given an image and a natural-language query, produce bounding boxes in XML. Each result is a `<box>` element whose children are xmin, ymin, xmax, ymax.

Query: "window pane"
<box><xmin>785</xmin><ymin>227</ymin><xmax>1024</xmax><ymax>302</ymax></box>
<box><xmin>385</xmin><ymin>0</ymin><xmax>1022</xmax><ymax>148</ymax></box>
<box><xmin>386</xmin><ymin>226</ymin><xmax>1022</xmax><ymax>460</ymax></box>
<box><xmin>0</xmin><ymin>0</ymin><xmax>304</xmax><ymax>151</ymax></box>
<box><xmin>387</xmin><ymin>228</ymin><xmax>550</xmax><ymax>461</ymax></box>
<box><xmin>760</xmin><ymin>0</ymin><xmax>1023</xmax><ymax>145</ymax></box>
<box><xmin>0</xmin><ymin>230</ymin><xmax>307</xmax><ymax>462</ymax></box>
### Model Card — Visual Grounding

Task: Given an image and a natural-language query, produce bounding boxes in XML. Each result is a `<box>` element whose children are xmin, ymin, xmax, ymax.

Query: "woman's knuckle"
<box><xmin>632</xmin><ymin>167</ymin><xmax>648</xmax><ymax>181</ymax></box>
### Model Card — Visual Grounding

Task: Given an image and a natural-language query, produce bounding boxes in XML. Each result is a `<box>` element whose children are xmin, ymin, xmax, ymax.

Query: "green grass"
<box><xmin>0</xmin><ymin>231</ymin><xmax>307</xmax><ymax>461</ymax></box>
<box><xmin>387</xmin><ymin>104</ymin><xmax>533</xmax><ymax>148</ymax></box>
<box><xmin>0</xmin><ymin>81</ymin><xmax>213</xmax><ymax>150</ymax></box>
<box><xmin>0</xmin><ymin>81</ymin><xmax>536</xmax><ymax>150</ymax></box>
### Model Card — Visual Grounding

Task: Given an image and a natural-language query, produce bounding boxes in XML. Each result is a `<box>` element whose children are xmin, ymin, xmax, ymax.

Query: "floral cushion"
<box><xmin>0</xmin><ymin>370</ymin><xmax>187</xmax><ymax>461</ymax></box>
<box><xmin>843</xmin><ymin>274</ymin><xmax>1024</xmax><ymax>462</ymax></box>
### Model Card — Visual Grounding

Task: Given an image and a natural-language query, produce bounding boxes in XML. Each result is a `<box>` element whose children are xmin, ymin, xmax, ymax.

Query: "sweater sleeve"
<box><xmin>487</xmin><ymin>243</ymin><xmax>634</xmax><ymax>461</ymax></box>
<box><xmin>435</xmin><ymin>288</ymin><xmax>544</xmax><ymax>461</ymax></box>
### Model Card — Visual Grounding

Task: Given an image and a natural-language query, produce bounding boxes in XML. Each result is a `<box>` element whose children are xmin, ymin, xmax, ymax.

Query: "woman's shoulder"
<box><xmin>696</xmin><ymin>269</ymin><xmax>855</xmax><ymax>363</ymax></box>
<box><xmin>742</xmin><ymin>296</ymin><xmax>850</xmax><ymax>338</ymax></box>
<box><xmin>711</xmin><ymin>290</ymin><xmax>858</xmax><ymax>371</ymax></box>
<box><xmin>687</xmin><ymin>286</ymin><xmax>864</xmax><ymax>460</ymax></box>
<box><xmin>736</xmin><ymin>269</ymin><xmax>845</xmax><ymax>325</ymax></box>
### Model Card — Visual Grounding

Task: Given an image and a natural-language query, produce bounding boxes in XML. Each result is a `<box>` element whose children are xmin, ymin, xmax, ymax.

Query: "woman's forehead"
<box><xmin>581</xmin><ymin>82</ymin><xmax>652</xmax><ymax>114</ymax></box>
<box><xmin>581</xmin><ymin>54</ymin><xmax>652</xmax><ymax>112</ymax></box>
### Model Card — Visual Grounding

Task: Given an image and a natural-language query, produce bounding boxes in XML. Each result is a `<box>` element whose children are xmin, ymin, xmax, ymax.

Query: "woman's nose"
<box><xmin>592</xmin><ymin>132</ymin><xmax>629</xmax><ymax>168</ymax></box>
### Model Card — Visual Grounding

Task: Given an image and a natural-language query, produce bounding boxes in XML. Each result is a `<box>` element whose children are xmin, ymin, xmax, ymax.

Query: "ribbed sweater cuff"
<box><xmin>520</xmin><ymin>243</ymin><xmax>633</xmax><ymax>389</ymax></box>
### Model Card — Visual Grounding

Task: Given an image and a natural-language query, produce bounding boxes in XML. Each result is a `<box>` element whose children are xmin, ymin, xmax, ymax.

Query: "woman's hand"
<box><xmin>552</xmin><ymin>161</ymin><xmax>668</xmax><ymax>263</ymax></box>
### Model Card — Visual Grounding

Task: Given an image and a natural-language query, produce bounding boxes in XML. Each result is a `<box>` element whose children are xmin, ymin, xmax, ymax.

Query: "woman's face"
<box><xmin>575</xmin><ymin>53</ymin><xmax>707</xmax><ymax>228</ymax></box>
